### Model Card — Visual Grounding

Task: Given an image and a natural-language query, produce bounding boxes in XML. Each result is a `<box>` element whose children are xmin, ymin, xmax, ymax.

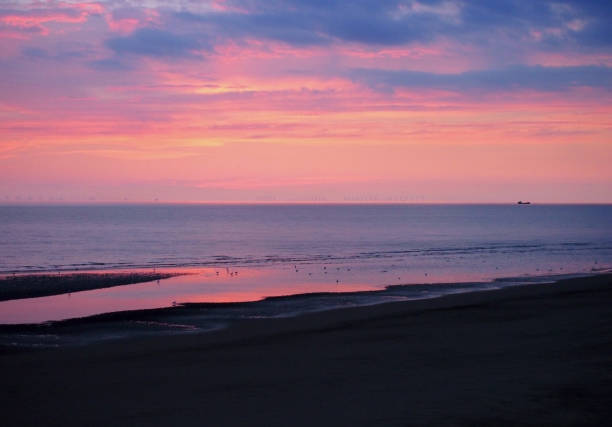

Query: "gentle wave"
<box><xmin>2</xmin><ymin>241</ymin><xmax>610</xmax><ymax>274</ymax></box>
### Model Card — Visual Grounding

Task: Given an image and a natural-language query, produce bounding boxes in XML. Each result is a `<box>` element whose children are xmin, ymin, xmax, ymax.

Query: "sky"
<box><xmin>0</xmin><ymin>0</ymin><xmax>611</xmax><ymax>203</ymax></box>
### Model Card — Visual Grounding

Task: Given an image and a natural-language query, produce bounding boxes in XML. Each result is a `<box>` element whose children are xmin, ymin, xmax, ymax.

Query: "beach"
<box><xmin>2</xmin><ymin>274</ymin><xmax>611</xmax><ymax>426</ymax></box>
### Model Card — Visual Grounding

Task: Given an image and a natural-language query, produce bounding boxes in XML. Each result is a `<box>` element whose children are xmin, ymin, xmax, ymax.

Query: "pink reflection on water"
<box><xmin>0</xmin><ymin>261</ymin><xmax>503</xmax><ymax>325</ymax></box>
<box><xmin>0</xmin><ymin>266</ymin><xmax>380</xmax><ymax>324</ymax></box>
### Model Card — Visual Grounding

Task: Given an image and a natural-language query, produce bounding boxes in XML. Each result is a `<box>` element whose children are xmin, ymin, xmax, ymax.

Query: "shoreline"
<box><xmin>77</xmin><ymin>272</ymin><xmax>612</xmax><ymax>348</ymax></box>
<box><xmin>0</xmin><ymin>271</ymin><xmax>608</xmax><ymax>338</ymax></box>
<box><xmin>2</xmin><ymin>273</ymin><xmax>611</xmax><ymax>425</ymax></box>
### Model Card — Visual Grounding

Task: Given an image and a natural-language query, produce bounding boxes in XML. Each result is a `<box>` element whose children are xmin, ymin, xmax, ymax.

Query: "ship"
<box><xmin>517</xmin><ymin>201</ymin><xmax>531</xmax><ymax>205</ymax></box>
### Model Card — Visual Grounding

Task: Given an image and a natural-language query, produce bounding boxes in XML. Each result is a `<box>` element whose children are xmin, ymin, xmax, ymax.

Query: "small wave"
<box><xmin>1</xmin><ymin>241</ymin><xmax>610</xmax><ymax>274</ymax></box>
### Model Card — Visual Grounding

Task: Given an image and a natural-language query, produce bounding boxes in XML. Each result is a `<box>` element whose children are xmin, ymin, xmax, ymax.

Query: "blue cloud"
<box><xmin>106</xmin><ymin>28</ymin><xmax>204</xmax><ymax>58</ymax></box>
<box><xmin>21</xmin><ymin>47</ymin><xmax>85</xmax><ymax>61</ymax></box>
<box><xmin>88</xmin><ymin>57</ymin><xmax>131</xmax><ymax>71</ymax></box>
<box><xmin>171</xmin><ymin>0</ymin><xmax>612</xmax><ymax>49</ymax></box>
<box><xmin>350</xmin><ymin>65</ymin><xmax>612</xmax><ymax>92</ymax></box>
<box><xmin>175</xmin><ymin>11</ymin><xmax>331</xmax><ymax>46</ymax></box>
<box><xmin>21</xmin><ymin>47</ymin><xmax>49</xmax><ymax>59</ymax></box>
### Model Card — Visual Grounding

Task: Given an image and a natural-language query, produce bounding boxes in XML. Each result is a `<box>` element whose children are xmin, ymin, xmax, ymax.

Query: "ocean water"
<box><xmin>1</xmin><ymin>204</ymin><xmax>611</xmax><ymax>329</ymax></box>
<box><xmin>2</xmin><ymin>204</ymin><xmax>611</xmax><ymax>274</ymax></box>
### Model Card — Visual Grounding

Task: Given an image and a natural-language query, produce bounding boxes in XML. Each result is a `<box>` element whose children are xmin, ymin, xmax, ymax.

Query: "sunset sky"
<box><xmin>1</xmin><ymin>0</ymin><xmax>611</xmax><ymax>203</ymax></box>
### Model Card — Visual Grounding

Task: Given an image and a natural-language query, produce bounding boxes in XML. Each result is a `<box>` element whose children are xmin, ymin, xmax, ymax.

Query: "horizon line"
<box><xmin>1</xmin><ymin>201</ymin><xmax>611</xmax><ymax>206</ymax></box>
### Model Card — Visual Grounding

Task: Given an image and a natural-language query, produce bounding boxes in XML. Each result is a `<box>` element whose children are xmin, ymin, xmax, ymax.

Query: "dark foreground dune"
<box><xmin>2</xmin><ymin>274</ymin><xmax>611</xmax><ymax>426</ymax></box>
<box><xmin>0</xmin><ymin>272</ymin><xmax>184</xmax><ymax>301</ymax></box>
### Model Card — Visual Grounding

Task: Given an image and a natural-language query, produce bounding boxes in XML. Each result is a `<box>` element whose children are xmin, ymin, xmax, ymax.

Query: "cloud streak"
<box><xmin>351</xmin><ymin>65</ymin><xmax>612</xmax><ymax>92</ymax></box>
<box><xmin>0</xmin><ymin>0</ymin><xmax>611</xmax><ymax>202</ymax></box>
<box><xmin>170</xmin><ymin>0</ymin><xmax>612</xmax><ymax>50</ymax></box>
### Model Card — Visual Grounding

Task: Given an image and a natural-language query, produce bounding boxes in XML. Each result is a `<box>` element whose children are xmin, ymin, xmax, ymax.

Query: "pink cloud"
<box><xmin>0</xmin><ymin>2</ymin><xmax>103</xmax><ymax>38</ymax></box>
<box><xmin>0</xmin><ymin>0</ymin><xmax>611</xmax><ymax>202</ymax></box>
<box><xmin>104</xmin><ymin>7</ymin><xmax>160</xmax><ymax>34</ymax></box>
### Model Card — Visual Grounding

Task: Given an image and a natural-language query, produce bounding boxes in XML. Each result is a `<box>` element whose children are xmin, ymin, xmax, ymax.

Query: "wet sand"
<box><xmin>2</xmin><ymin>274</ymin><xmax>611</xmax><ymax>426</ymax></box>
<box><xmin>0</xmin><ymin>272</ymin><xmax>185</xmax><ymax>301</ymax></box>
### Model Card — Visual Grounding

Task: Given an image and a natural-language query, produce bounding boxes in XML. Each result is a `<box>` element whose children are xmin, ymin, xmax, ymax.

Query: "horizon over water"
<box><xmin>1</xmin><ymin>203</ymin><xmax>611</xmax><ymax>336</ymax></box>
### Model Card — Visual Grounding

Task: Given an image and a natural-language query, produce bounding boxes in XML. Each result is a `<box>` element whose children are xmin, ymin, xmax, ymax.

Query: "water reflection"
<box><xmin>0</xmin><ymin>257</ymin><xmax>606</xmax><ymax>325</ymax></box>
<box><xmin>0</xmin><ymin>265</ymin><xmax>377</xmax><ymax>324</ymax></box>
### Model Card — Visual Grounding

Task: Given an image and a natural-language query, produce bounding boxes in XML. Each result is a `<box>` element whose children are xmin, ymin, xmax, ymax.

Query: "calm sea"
<box><xmin>1</xmin><ymin>204</ymin><xmax>611</xmax><ymax>274</ymax></box>
<box><xmin>1</xmin><ymin>204</ymin><xmax>611</xmax><ymax>329</ymax></box>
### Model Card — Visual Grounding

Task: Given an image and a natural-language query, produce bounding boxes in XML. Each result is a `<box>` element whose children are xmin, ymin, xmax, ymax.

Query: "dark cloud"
<box><xmin>172</xmin><ymin>0</ymin><xmax>612</xmax><ymax>49</ymax></box>
<box><xmin>175</xmin><ymin>11</ymin><xmax>331</xmax><ymax>46</ymax></box>
<box><xmin>351</xmin><ymin>65</ymin><xmax>612</xmax><ymax>92</ymax></box>
<box><xmin>88</xmin><ymin>57</ymin><xmax>131</xmax><ymax>71</ymax></box>
<box><xmin>106</xmin><ymin>28</ymin><xmax>205</xmax><ymax>58</ymax></box>
<box><xmin>174</xmin><ymin>2</ymin><xmax>444</xmax><ymax>46</ymax></box>
<box><xmin>21</xmin><ymin>47</ymin><xmax>48</xmax><ymax>59</ymax></box>
<box><xmin>21</xmin><ymin>47</ymin><xmax>85</xmax><ymax>61</ymax></box>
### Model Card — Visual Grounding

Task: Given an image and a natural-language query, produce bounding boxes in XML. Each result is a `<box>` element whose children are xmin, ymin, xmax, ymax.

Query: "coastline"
<box><xmin>0</xmin><ymin>270</ymin><xmax>608</xmax><ymax>343</ymax></box>
<box><xmin>2</xmin><ymin>273</ymin><xmax>611</xmax><ymax>425</ymax></box>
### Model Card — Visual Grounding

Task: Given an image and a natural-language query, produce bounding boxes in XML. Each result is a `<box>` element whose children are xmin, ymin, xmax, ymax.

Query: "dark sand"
<box><xmin>0</xmin><ymin>272</ymin><xmax>185</xmax><ymax>301</ymax></box>
<box><xmin>2</xmin><ymin>275</ymin><xmax>611</xmax><ymax>426</ymax></box>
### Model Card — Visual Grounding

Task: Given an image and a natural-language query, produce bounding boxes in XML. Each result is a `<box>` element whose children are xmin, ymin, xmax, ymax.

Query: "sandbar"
<box><xmin>0</xmin><ymin>271</ymin><xmax>185</xmax><ymax>301</ymax></box>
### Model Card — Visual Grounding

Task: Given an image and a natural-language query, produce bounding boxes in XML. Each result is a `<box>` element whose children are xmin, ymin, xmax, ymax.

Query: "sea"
<box><xmin>1</xmin><ymin>204</ymin><xmax>611</xmax><ymax>345</ymax></box>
